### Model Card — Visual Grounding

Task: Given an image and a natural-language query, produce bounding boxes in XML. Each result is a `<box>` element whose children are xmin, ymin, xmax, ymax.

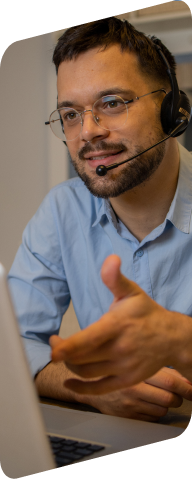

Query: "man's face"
<box><xmin>57</xmin><ymin>45</ymin><xmax>166</xmax><ymax>198</ymax></box>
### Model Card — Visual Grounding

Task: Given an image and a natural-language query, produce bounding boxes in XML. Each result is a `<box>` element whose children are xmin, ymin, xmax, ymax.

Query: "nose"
<box><xmin>80</xmin><ymin>110</ymin><xmax>109</xmax><ymax>143</ymax></box>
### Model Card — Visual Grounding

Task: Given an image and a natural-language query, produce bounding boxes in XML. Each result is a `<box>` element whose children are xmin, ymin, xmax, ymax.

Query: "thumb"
<box><xmin>49</xmin><ymin>335</ymin><xmax>63</xmax><ymax>349</ymax></box>
<box><xmin>101</xmin><ymin>254</ymin><xmax>140</xmax><ymax>301</ymax></box>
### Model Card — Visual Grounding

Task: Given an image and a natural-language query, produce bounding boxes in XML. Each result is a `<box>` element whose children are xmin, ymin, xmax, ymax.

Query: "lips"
<box><xmin>87</xmin><ymin>151</ymin><xmax>123</xmax><ymax>171</ymax></box>
<box><xmin>84</xmin><ymin>150</ymin><xmax>122</xmax><ymax>159</ymax></box>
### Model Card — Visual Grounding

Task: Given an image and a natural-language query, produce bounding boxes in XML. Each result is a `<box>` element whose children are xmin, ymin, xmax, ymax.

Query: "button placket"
<box><xmin>132</xmin><ymin>247</ymin><xmax>153</xmax><ymax>298</ymax></box>
<box><xmin>136</xmin><ymin>249</ymin><xmax>144</xmax><ymax>258</ymax></box>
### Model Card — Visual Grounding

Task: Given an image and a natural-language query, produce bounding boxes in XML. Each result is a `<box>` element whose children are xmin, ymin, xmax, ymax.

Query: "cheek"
<box><xmin>120</xmin><ymin>110</ymin><xmax>148</xmax><ymax>140</ymax></box>
<box><xmin>67</xmin><ymin>142</ymin><xmax>79</xmax><ymax>160</ymax></box>
<box><xmin>129</xmin><ymin>105</ymin><xmax>148</xmax><ymax>128</ymax></box>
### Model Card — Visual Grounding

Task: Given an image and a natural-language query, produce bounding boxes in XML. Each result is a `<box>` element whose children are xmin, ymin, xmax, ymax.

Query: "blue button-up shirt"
<box><xmin>8</xmin><ymin>143</ymin><xmax>192</xmax><ymax>377</ymax></box>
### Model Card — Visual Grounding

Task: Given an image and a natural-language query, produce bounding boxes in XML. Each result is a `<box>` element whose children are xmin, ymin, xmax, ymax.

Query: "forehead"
<box><xmin>57</xmin><ymin>45</ymin><xmax>150</xmax><ymax>104</ymax></box>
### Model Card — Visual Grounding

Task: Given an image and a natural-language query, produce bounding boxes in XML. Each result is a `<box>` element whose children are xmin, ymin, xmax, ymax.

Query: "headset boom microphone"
<box><xmin>96</xmin><ymin>122</ymin><xmax>187</xmax><ymax>177</ymax></box>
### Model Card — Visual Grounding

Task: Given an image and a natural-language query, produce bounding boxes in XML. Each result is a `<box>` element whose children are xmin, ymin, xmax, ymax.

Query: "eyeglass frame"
<box><xmin>45</xmin><ymin>88</ymin><xmax>166</xmax><ymax>142</ymax></box>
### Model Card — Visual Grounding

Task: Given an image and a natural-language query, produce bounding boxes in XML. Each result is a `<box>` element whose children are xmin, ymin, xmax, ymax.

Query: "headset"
<box><xmin>152</xmin><ymin>36</ymin><xmax>191</xmax><ymax>137</ymax></box>
<box><xmin>96</xmin><ymin>37</ymin><xmax>192</xmax><ymax>176</ymax></box>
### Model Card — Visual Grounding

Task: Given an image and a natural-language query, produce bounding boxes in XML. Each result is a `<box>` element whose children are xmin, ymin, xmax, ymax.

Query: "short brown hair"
<box><xmin>53</xmin><ymin>16</ymin><xmax>176</xmax><ymax>87</ymax></box>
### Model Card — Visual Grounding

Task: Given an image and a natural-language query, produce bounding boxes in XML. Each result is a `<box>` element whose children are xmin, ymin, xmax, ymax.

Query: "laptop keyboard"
<box><xmin>48</xmin><ymin>435</ymin><xmax>105</xmax><ymax>467</ymax></box>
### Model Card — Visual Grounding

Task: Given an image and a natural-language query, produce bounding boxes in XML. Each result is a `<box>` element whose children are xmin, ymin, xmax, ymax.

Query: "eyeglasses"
<box><xmin>45</xmin><ymin>89</ymin><xmax>166</xmax><ymax>142</ymax></box>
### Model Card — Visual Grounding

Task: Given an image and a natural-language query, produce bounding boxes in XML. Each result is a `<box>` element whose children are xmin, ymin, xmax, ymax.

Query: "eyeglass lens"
<box><xmin>49</xmin><ymin>95</ymin><xmax>128</xmax><ymax>141</ymax></box>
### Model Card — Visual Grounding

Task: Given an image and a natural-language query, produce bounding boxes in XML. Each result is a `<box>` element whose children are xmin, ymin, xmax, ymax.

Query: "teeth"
<box><xmin>90</xmin><ymin>151</ymin><xmax>120</xmax><ymax>160</ymax></box>
<box><xmin>91</xmin><ymin>156</ymin><xmax>109</xmax><ymax>160</ymax></box>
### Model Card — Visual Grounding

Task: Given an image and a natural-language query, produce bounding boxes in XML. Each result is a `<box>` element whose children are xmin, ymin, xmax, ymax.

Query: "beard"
<box><xmin>70</xmin><ymin>132</ymin><xmax>166</xmax><ymax>199</ymax></box>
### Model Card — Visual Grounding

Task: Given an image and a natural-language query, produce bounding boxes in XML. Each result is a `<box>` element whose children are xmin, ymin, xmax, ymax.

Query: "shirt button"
<box><xmin>136</xmin><ymin>249</ymin><xmax>144</xmax><ymax>257</ymax></box>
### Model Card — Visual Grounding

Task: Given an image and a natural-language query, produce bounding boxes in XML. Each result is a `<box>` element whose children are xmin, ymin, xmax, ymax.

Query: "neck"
<box><xmin>109</xmin><ymin>139</ymin><xmax>180</xmax><ymax>242</ymax></box>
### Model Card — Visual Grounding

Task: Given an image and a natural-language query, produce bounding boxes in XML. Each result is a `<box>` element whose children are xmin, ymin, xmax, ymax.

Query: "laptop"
<box><xmin>0</xmin><ymin>263</ymin><xmax>184</xmax><ymax>478</ymax></box>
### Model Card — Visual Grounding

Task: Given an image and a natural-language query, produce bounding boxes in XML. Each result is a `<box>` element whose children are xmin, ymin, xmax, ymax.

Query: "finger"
<box><xmin>163</xmin><ymin>367</ymin><xmax>192</xmax><ymax>385</ymax></box>
<box><xmin>118</xmin><ymin>405</ymin><xmax>167</xmax><ymax>421</ymax></box>
<box><xmin>147</xmin><ymin>388</ymin><xmax>183</xmax><ymax>409</ymax></box>
<box><xmin>63</xmin><ymin>337</ymin><xmax>158</xmax><ymax>378</ymax></box>
<box><xmin>64</xmin><ymin>375</ymin><xmax>132</xmax><ymax>395</ymax></box>
<box><xmin>134</xmin><ymin>381</ymin><xmax>183</xmax><ymax>409</ymax></box>
<box><xmin>64</xmin><ymin>349</ymin><xmax>146</xmax><ymax>377</ymax></box>
<box><xmin>65</xmin><ymin>354</ymin><xmax>155</xmax><ymax>380</ymax></box>
<box><xmin>65</xmin><ymin>359</ymin><xmax>114</xmax><ymax>378</ymax></box>
<box><xmin>116</xmin><ymin>384</ymin><xmax>168</xmax><ymax>418</ymax></box>
<box><xmin>146</xmin><ymin>369</ymin><xmax>192</xmax><ymax>402</ymax></box>
<box><xmin>134</xmin><ymin>402</ymin><xmax>168</xmax><ymax>419</ymax></box>
<box><xmin>64</xmin><ymin>364</ymin><xmax>158</xmax><ymax>393</ymax></box>
<box><xmin>64</xmin><ymin>361</ymin><xmax>169</xmax><ymax>393</ymax></box>
<box><xmin>51</xmin><ymin>312</ymin><xmax>118</xmax><ymax>364</ymax></box>
<box><xmin>101</xmin><ymin>254</ymin><xmax>140</xmax><ymax>301</ymax></box>
<box><xmin>50</xmin><ymin>255</ymin><xmax>140</xmax><ymax>364</ymax></box>
<box><xmin>49</xmin><ymin>335</ymin><xmax>63</xmax><ymax>348</ymax></box>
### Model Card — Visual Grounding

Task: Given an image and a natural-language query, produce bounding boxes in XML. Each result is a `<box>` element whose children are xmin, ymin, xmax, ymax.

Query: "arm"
<box><xmin>8</xmin><ymin>190</ymin><xmax>71</xmax><ymax>378</ymax></box>
<box><xmin>35</xmin><ymin>360</ymin><xmax>192</xmax><ymax>422</ymax></box>
<box><xmin>35</xmin><ymin>361</ymin><xmax>86</xmax><ymax>403</ymax></box>
<box><xmin>50</xmin><ymin>255</ymin><xmax>192</xmax><ymax>395</ymax></box>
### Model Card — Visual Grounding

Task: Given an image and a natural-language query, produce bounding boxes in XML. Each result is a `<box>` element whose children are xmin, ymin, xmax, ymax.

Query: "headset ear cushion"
<box><xmin>177</xmin><ymin>91</ymin><xmax>191</xmax><ymax>119</ymax></box>
<box><xmin>160</xmin><ymin>91</ymin><xmax>173</xmax><ymax>134</ymax></box>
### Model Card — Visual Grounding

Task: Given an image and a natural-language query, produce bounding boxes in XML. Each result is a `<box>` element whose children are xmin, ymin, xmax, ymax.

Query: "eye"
<box><xmin>63</xmin><ymin>111</ymin><xmax>79</xmax><ymax>121</ymax></box>
<box><xmin>102</xmin><ymin>98</ymin><xmax>124</xmax><ymax>109</ymax></box>
<box><xmin>107</xmin><ymin>100</ymin><xmax>118</xmax><ymax>108</ymax></box>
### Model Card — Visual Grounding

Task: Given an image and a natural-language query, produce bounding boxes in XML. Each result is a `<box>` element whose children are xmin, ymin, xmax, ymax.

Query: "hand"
<box><xmin>87</xmin><ymin>367</ymin><xmax>192</xmax><ymax>422</ymax></box>
<box><xmin>50</xmin><ymin>255</ymin><xmax>192</xmax><ymax>394</ymax></box>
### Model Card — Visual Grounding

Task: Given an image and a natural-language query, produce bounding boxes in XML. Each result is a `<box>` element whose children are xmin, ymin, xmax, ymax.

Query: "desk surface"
<box><xmin>40</xmin><ymin>397</ymin><xmax>191</xmax><ymax>430</ymax></box>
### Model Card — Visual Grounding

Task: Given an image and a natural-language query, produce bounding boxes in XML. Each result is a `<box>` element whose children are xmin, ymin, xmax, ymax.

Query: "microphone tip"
<box><xmin>96</xmin><ymin>165</ymin><xmax>107</xmax><ymax>176</ymax></box>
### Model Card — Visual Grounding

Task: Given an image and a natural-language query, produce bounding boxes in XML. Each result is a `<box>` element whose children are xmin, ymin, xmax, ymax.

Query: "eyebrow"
<box><xmin>57</xmin><ymin>88</ymin><xmax>135</xmax><ymax>109</ymax></box>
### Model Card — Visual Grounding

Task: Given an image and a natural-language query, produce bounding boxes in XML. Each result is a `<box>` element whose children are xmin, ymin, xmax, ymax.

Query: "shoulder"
<box><xmin>47</xmin><ymin>177</ymin><xmax>103</xmax><ymax>225</ymax></box>
<box><xmin>49</xmin><ymin>177</ymin><xmax>94</xmax><ymax>205</ymax></box>
<box><xmin>51</xmin><ymin>177</ymin><xmax>88</xmax><ymax>195</ymax></box>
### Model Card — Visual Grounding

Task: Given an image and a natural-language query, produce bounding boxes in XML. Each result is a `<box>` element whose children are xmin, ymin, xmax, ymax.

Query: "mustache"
<box><xmin>78</xmin><ymin>141</ymin><xmax>127</xmax><ymax>160</ymax></box>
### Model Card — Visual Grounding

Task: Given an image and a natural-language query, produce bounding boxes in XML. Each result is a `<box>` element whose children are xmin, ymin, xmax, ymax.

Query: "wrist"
<box><xmin>165</xmin><ymin>311</ymin><xmax>192</xmax><ymax>376</ymax></box>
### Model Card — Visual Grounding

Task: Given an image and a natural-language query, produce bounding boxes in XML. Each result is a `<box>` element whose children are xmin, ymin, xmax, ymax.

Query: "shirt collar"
<box><xmin>92</xmin><ymin>198</ymin><xmax>118</xmax><ymax>228</ymax></box>
<box><xmin>92</xmin><ymin>143</ymin><xmax>192</xmax><ymax>234</ymax></box>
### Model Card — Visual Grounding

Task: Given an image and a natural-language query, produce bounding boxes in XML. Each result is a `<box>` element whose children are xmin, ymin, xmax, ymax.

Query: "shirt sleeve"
<box><xmin>7</xmin><ymin>190</ymin><xmax>71</xmax><ymax>377</ymax></box>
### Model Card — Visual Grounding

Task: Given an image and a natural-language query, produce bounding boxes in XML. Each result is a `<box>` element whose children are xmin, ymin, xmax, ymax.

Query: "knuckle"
<box><xmin>115</xmin><ymin>342</ymin><xmax>126</xmax><ymax>357</ymax></box>
<box><xmin>161</xmin><ymin>390</ymin><xmax>175</xmax><ymax>407</ymax></box>
<box><xmin>114</xmin><ymin>337</ymin><xmax>132</xmax><ymax>357</ymax></box>
<box><xmin>164</xmin><ymin>375</ymin><xmax>176</xmax><ymax>391</ymax></box>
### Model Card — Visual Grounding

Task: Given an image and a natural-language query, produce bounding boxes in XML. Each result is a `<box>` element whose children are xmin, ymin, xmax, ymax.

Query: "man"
<box><xmin>8</xmin><ymin>17</ymin><xmax>192</xmax><ymax>423</ymax></box>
